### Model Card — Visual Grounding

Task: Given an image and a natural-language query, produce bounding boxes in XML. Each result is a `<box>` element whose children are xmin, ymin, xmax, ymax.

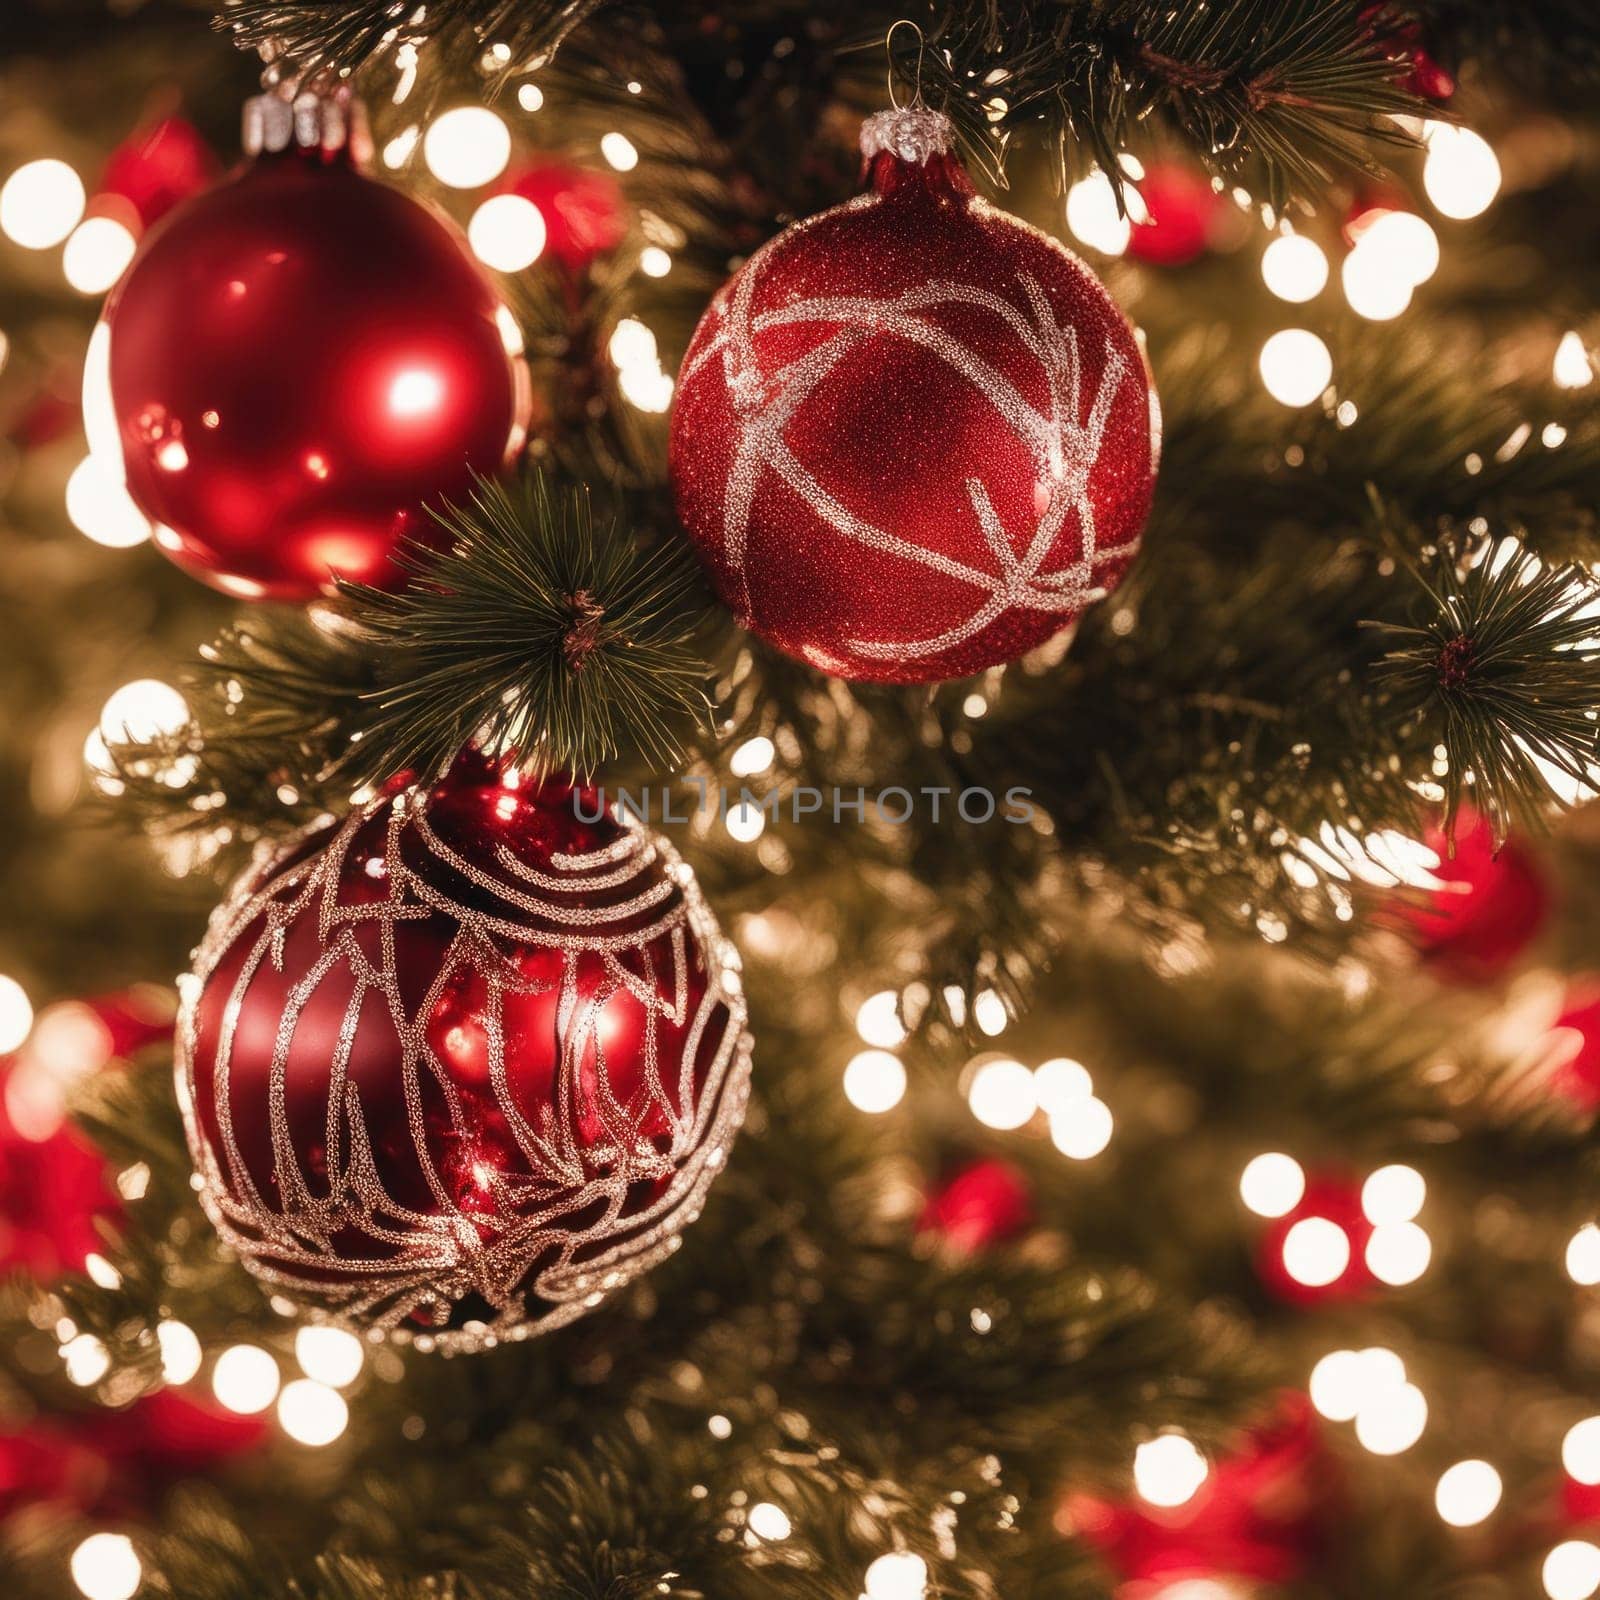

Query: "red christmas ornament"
<box><xmin>918</xmin><ymin>1156</ymin><xmax>1032</xmax><ymax>1254</ymax></box>
<box><xmin>505</xmin><ymin>161</ymin><xmax>627</xmax><ymax>269</ymax></box>
<box><xmin>99</xmin><ymin>114</ymin><xmax>219</xmax><ymax>229</ymax></box>
<box><xmin>99</xmin><ymin>89</ymin><xmax>528</xmax><ymax>601</ymax></box>
<box><xmin>177</xmin><ymin>750</ymin><xmax>752</xmax><ymax>1351</ymax></box>
<box><xmin>1256</xmin><ymin>1175</ymin><xmax>1375</xmax><ymax>1306</ymax></box>
<box><xmin>670</xmin><ymin>107</ymin><xmax>1157</xmax><ymax>683</ymax></box>
<box><xmin>1398</xmin><ymin>808</ymin><xmax>1549</xmax><ymax>983</ymax></box>
<box><xmin>1127</xmin><ymin>163</ymin><xmax>1221</xmax><ymax>267</ymax></box>
<box><xmin>1061</xmin><ymin>1393</ymin><xmax>1339</xmax><ymax>1588</ymax></box>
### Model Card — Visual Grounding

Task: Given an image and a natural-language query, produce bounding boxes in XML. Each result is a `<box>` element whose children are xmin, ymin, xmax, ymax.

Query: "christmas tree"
<box><xmin>5</xmin><ymin>2</ymin><xmax>1600</xmax><ymax>1597</ymax></box>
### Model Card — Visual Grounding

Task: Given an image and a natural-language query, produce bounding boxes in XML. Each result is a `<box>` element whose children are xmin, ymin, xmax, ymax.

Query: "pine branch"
<box><xmin>1372</xmin><ymin>536</ymin><xmax>1600</xmax><ymax>843</ymax></box>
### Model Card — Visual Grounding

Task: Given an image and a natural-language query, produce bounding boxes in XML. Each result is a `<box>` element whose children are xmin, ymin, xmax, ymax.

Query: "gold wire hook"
<box><xmin>885</xmin><ymin>19</ymin><xmax>926</xmax><ymax>112</ymax></box>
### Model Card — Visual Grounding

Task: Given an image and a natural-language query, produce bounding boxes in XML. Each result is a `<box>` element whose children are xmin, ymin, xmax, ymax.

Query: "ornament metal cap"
<box><xmin>859</xmin><ymin>107</ymin><xmax>953</xmax><ymax>165</ymax></box>
<box><xmin>243</xmin><ymin>83</ymin><xmax>372</xmax><ymax>165</ymax></box>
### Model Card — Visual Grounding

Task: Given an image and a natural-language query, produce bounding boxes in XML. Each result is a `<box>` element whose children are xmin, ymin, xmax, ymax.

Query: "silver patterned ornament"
<box><xmin>176</xmin><ymin>752</ymin><xmax>752</xmax><ymax>1353</ymax></box>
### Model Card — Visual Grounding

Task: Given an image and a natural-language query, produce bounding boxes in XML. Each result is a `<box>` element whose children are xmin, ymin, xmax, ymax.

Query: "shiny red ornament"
<box><xmin>1398</xmin><ymin>808</ymin><xmax>1549</xmax><ymax>983</ymax></box>
<box><xmin>1127</xmin><ymin>164</ymin><xmax>1222</xmax><ymax>267</ymax></box>
<box><xmin>100</xmin><ymin>91</ymin><xmax>527</xmax><ymax>601</ymax></box>
<box><xmin>918</xmin><ymin>1156</ymin><xmax>1032</xmax><ymax>1254</ymax></box>
<box><xmin>670</xmin><ymin>107</ymin><xmax>1157</xmax><ymax>683</ymax></box>
<box><xmin>505</xmin><ymin>160</ymin><xmax>627</xmax><ymax>269</ymax></box>
<box><xmin>1062</xmin><ymin>1393</ymin><xmax>1339</xmax><ymax>1587</ymax></box>
<box><xmin>178</xmin><ymin>750</ymin><xmax>752</xmax><ymax>1351</ymax></box>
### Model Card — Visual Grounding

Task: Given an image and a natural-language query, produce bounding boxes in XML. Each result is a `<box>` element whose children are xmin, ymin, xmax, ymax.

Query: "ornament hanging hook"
<box><xmin>885</xmin><ymin>19</ymin><xmax>927</xmax><ymax>112</ymax></box>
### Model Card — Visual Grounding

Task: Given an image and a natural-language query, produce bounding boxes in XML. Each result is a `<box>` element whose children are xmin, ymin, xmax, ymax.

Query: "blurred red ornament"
<box><xmin>99</xmin><ymin>115</ymin><xmax>219</xmax><ymax>229</ymax></box>
<box><xmin>1360</xmin><ymin>5</ymin><xmax>1455</xmax><ymax>102</ymax></box>
<box><xmin>179</xmin><ymin>750</ymin><xmax>752</xmax><ymax>1350</ymax></box>
<box><xmin>671</xmin><ymin>107</ymin><xmax>1156</xmax><ymax>683</ymax></box>
<box><xmin>100</xmin><ymin>89</ymin><xmax>528</xmax><ymax>601</ymax></box>
<box><xmin>1127</xmin><ymin>164</ymin><xmax>1221</xmax><ymax>267</ymax></box>
<box><xmin>1545</xmin><ymin>984</ymin><xmax>1600</xmax><ymax>1111</ymax></box>
<box><xmin>1255</xmin><ymin>1175</ymin><xmax>1375</xmax><ymax>1306</ymax></box>
<box><xmin>507</xmin><ymin>161</ymin><xmax>627</xmax><ymax>268</ymax></box>
<box><xmin>1063</xmin><ymin>1394</ymin><xmax>1338</xmax><ymax>1588</ymax></box>
<box><xmin>919</xmin><ymin>1157</ymin><xmax>1032</xmax><ymax>1253</ymax></box>
<box><xmin>1399</xmin><ymin>809</ymin><xmax>1549</xmax><ymax>983</ymax></box>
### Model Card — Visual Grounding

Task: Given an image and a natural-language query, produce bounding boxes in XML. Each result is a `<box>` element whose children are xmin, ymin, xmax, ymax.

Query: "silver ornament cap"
<box><xmin>859</xmin><ymin>106</ymin><xmax>954</xmax><ymax>166</ymax></box>
<box><xmin>243</xmin><ymin>82</ymin><xmax>372</xmax><ymax>164</ymax></box>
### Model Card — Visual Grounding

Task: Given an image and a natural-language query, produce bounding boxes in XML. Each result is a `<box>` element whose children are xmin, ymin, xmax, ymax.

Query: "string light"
<box><xmin>422</xmin><ymin>108</ymin><xmax>511</xmax><ymax>188</ymax></box>
<box><xmin>0</xmin><ymin>974</ymin><xmax>33</xmax><ymax>1053</ymax></box>
<box><xmin>1435</xmin><ymin>1460</ymin><xmax>1502</xmax><ymax>1527</ymax></box>
<box><xmin>600</xmin><ymin>132</ymin><xmax>640</xmax><ymax>172</ymax></box>
<box><xmin>1554</xmin><ymin>331</ymin><xmax>1595</xmax><ymax>390</ymax></box>
<box><xmin>971</xmin><ymin>988</ymin><xmax>1008</xmax><ymax>1036</ymax></box>
<box><xmin>1260</xmin><ymin>233</ymin><xmax>1328</xmax><ymax>302</ymax></box>
<box><xmin>1064</xmin><ymin>169</ymin><xmax>1144</xmax><ymax>257</ymax></box>
<box><xmin>467</xmin><ymin>194</ymin><xmax>546</xmax><ymax>272</ymax></box>
<box><xmin>1563</xmin><ymin>1417</ymin><xmax>1600</xmax><ymax>1484</ymax></box>
<box><xmin>746</xmin><ymin>1502</ymin><xmax>792</xmax><ymax>1541</ymax></box>
<box><xmin>212</xmin><ymin>1344</ymin><xmax>280</xmax><ymax>1414</ymax></box>
<box><xmin>157</xmin><ymin>1319</ymin><xmax>203</xmax><ymax>1385</ymax></box>
<box><xmin>62</xmin><ymin>1332</ymin><xmax>110</xmax><ymax>1386</ymax></box>
<box><xmin>1365</xmin><ymin>1222</ymin><xmax>1431</xmax><ymax>1286</ymax></box>
<box><xmin>1034</xmin><ymin>1057</ymin><xmax>1093</xmax><ymax>1116</ymax></box>
<box><xmin>62</xmin><ymin>216</ymin><xmax>138</xmax><ymax>295</ymax></box>
<box><xmin>0</xmin><ymin>158</ymin><xmax>86</xmax><ymax>249</ymax></box>
<box><xmin>1309</xmin><ymin>1350</ymin><xmax>1366</xmax><ymax>1422</ymax></box>
<box><xmin>1352</xmin><ymin>210</ymin><xmax>1440</xmax><ymax>285</ymax></box>
<box><xmin>69</xmin><ymin>1533</ymin><xmax>141</xmax><ymax>1600</ymax></box>
<box><xmin>382</xmin><ymin>127</ymin><xmax>420</xmax><ymax>170</ymax></box>
<box><xmin>855</xmin><ymin>990</ymin><xmax>907</xmax><ymax>1048</ymax></box>
<box><xmin>295</xmin><ymin>1325</ymin><xmax>365</xmax><ymax>1388</ymax></box>
<box><xmin>1133</xmin><ymin>1433</ymin><xmax>1210</xmax><ymax>1508</ymax></box>
<box><xmin>1361</xmin><ymin>1165</ymin><xmax>1425</xmax><ymax>1225</ymax></box>
<box><xmin>843</xmin><ymin>1049</ymin><xmax>906</xmax><ymax>1113</ymax></box>
<box><xmin>66</xmin><ymin>455</ymin><xmax>151</xmax><ymax>548</ymax></box>
<box><xmin>729</xmin><ymin>736</ymin><xmax>775</xmax><ymax>779</ymax></box>
<box><xmin>1050</xmin><ymin>1095</ymin><xmax>1113</xmax><ymax>1159</ymax></box>
<box><xmin>1572</xmin><ymin>1225</ymin><xmax>1600</xmax><ymax>1286</ymax></box>
<box><xmin>517</xmin><ymin>84</ymin><xmax>545</xmax><ymax>113</ymax></box>
<box><xmin>277</xmin><ymin>1378</ymin><xmax>349</xmax><ymax>1446</ymax></box>
<box><xmin>85</xmin><ymin>1252</ymin><xmax>122</xmax><ymax>1289</ymax></box>
<box><xmin>863</xmin><ymin>1551</ymin><xmax>928</xmax><ymax>1600</ymax></box>
<box><xmin>1354</xmin><ymin>1380</ymin><xmax>1427</xmax><ymax>1455</ymax></box>
<box><xmin>1544</xmin><ymin>1541</ymin><xmax>1600</xmax><ymax>1600</ymax></box>
<box><xmin>1258</xmin><ymin>329</ymin><xmax>1332</xmax><ymax>407</ymax></box>
<box><xmin>725</xmin><ymin>799</ymin><xmax>766</xmax><ymax>842</ymax></box>
<box><xmin>639</xmin><ymin>245</ymin><xmax>672</xmax><ymax>277</ymax></box>
<box><xmin>1422</xmin><ymin>122</ymin><xmax>1501</xmax><ymax>220</ymax></box>
<box><xmin>965</xmin><ymin>1056</ymin><xmax>1036</xmax><ymax>1130</ymax></box>
<box><xmin>1340</xmin><ymin>245</ymin><xmax>1412</xmax><ymax>322</ymax></box>
<box><xmin>99</xmin><ymin>679</ymin><xmax>188</xmax><ymax>744</ymax></box>
<box><xmin>1239</xmin><ymin>1152</ymin><xmax>1305</xmax><ymax>1218</ymax></box>
<box><xmin>1282</xmin><ymin>1216</ymin><xmax>1350</xmax><ymax>1287</ymax></box>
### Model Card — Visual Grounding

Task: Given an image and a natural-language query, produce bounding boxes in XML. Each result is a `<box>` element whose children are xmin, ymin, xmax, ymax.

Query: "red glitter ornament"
<box><xmin>670</xmin><ymin>107</ymin><xmax>1157</xmax><ymax>683</ymax></box>
<box><xmin>177</xmin><ymin>750</ymin><xmax>752</xmax><ymax>1351</ymax></box>
<box><xmin>99</xmin><ymin>88</ymin><xmax>527</xmax><ymax>601</ymax></box>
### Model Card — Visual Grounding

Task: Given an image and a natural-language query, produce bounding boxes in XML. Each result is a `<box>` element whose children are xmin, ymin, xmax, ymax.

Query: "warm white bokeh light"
<box><xmin>972</xmin><ymin>988</ymin><xmax>1008</xmax><ymax>1037</ymax></box>
<box><xmin>1555</xmin><ymin>331</ymin><xmax>1595</xmax><ymax>390</ymax></box>
<box><xmin>423</xmin><ymin>107</ymin><xmax>512</xmax><ymax>188</ymax></box>
<box><xmin>468</xmin><ymin>193</ymin><xmax>546</xmax><ymax>272</ymax></box>
<box><xmin>1034</xmin><ymin>1057</ymin><xmax>1093</xmax><ymax>1117</ymax></box>
<box><xmin>62</xmin><ymin>1332</ymin><xmax>111</xmax><ymax>1386</ymax></box>
<box><xmin>1422</xmin><ymin>122</ymin><xmax>1502</xmax><ymax>220</ymax></box>
<box><xmin>63</xmin><ymin>216</ymin><xmax>138</xmax><ymax>295</ymax></box>
<box><xmin>70</xmin><ymin>1533</ymin><xmax>142</xmax><ymax>1600</ymax></box>
<box><xmin>1261</xmin><ymin>233</ymin><xmax>1329</xmax><ymax>303</ymax></box>
<box><xmin>1545</xmin><ymin>1541</ymin><xmax>1600</xmax><ymax>1600</ymax></box>
<box><xmin>600</xmin><ymin>131</ymin><xmax>639</xmax><ymax>172</ymax></box>
<box><xmin>66</xmin><ymin>455</ymin><xmax>151</xmax><ymax>548</ymax></box>
<box><xmin>1567</xmin><ymin>1225</ymin><xmax>1600</xmax><ymax>1285</ymax></box>
<box><xmin>1133</xmin><ymin>1433</ymin><xmax>1210</xmax><ymax>1508</ymax></box>
<box><xmin>99</xmin><ymin>679</ymin><xmax>188</xmax><ymax>744</ymax></box>
<box><xmin>966</xmin><ymin>1056</ymin><xmax>1037</xmax><ymax>1131</ymax></box>
<box><xmin>1309</xmin><ymin>1350</ymin><xmax>1364</xmax><ymax>1422</ymax></box>
<box><xmin>157</xmin><ymin>1319</ymin><xmax>203</xmax><ymax>1386</ymax></box>
<box><xmin>295</xmin><ymin>1325</ymin><xmax>365</xmax><ymax>1388</ymax></box>
<box><xmin>863</xmin><ymin>1550</ymin><xmax>929</xmax><ymax>1600</ymax></box>
<box><xmin>729</xmin><ymin>735</ymin><xmax>775</xmax><ymax>780</ymax></box>
<box><xmin>1282</xmin><ymin>1216</ymin><xmax>1350</xmax><ymax>1286</ymax></box>
<box><xmin>747</xmin><ymin>1502</ymin><xmax>792</xmax><ymax>1542</ymax></box>
<box><xmin>1563</xmin><ymin>1416</ymin><xmax>1600</xmax><ymax>1485</ymax></box>
<box><xmin>0</xmin><ymin>973</ymin><xmax>33</xmax><ymax>1053</ymax></box>
<box><xmin>855</xmin><ymin>990</ymin><xmax>907</xmax><ymax>1049</ymax></box>
<box><xmin>1365</xmin><ymin>1221</ymin><xmax>1432</xmax><ymax>1286</ymax></box>
<box><xmin>1259</xmin><ymin>329</ymin><xmax>1332</xmax><ymax>407</ymax></box>
<box><xmin>1065</xmin><ymin>169</ymin><xmax>1136</xmax><ymax>257</ymax></box>
<box><xmin>1239</xmin><ymin>1152</ymin><xmax>1305</xmax><ymax>1218</ymax></box>
<box><xmin>1353</xmin><ymin>1380</ymin><xmax>1427</xmax><ymax>1455</ymax></box>
<box><xmin>1362</xmin><ymin>1164</ymin><xmax>1426</xmax><ymax>1224</ymax></box>
<box><xmin>212</xmin><ymin>1344</ymin><xmax>280</xmax><ymax>1414</ymax></box>
<box><xmin>724</xmin><ymin>799</ymin><xmax>766</xmax><ymax>843</ymax></box>
<box><xmin>277</xmin><ymin>1378</ymin><xmax>349</xmax><ymax>1446</ymax></box>
<box><xmin>1050</xmin><ymin>1095</ymin><xmax>1113</xmax><ymax>1160</ymax></box>
<box><xmin>608</xmin><ymin>317</ymin><xmax>658</xmax><ymax>370</ymax></box>
<box><xmin>1435</xmin><ymin>1460</ymin><xmax>1502</xmax><ymax>1527</ymax></box>
<box><xmin>1341</xmin><ymin>245</ymin><xmax>1412</xmax><ymax>321</ymax></box>
<box><xmin>1355</xmin><ymin>210</ymin><xmax>1440</xmax><ymax>285</ymax></box>
<box><xmin>1</xmin><ymin>158</ymin><xmax>86</xmax><ymax>249</ymax></box>
<box><xmin>843</xmin><ymin>1049</ymin><xmax>906</xmax><ymax>1114</ymax></box>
